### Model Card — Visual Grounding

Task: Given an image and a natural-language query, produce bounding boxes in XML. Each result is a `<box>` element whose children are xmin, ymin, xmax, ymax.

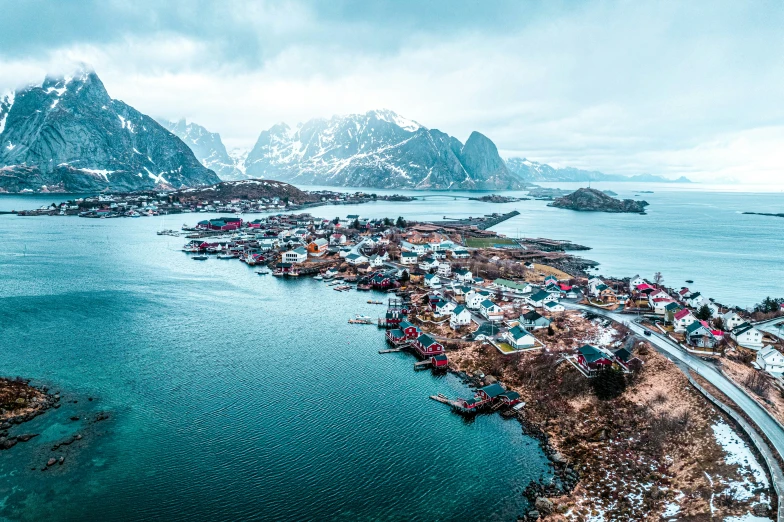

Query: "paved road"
<box><xmin>564</xmin><ymin>302</ymin><xmax>784</xmax><ymax>461</ymax></box>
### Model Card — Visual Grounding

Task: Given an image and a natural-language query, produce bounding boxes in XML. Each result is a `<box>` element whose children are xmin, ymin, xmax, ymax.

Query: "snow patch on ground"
<box><xmin>724</xmin><ymin>515</ymin><xmax>774</xmax><ymax>521</ymax></box>
<box><xmin>80</xmin><ymin>168</ymin><xmax>115</xmax><ymax>181</ymax></box>
<box><xmin>712</xmin><ymin>420</ymin><xmax>770</xmax><ymax>503</ymax></box>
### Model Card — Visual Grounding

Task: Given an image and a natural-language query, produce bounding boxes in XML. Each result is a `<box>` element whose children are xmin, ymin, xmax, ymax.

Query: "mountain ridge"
<box><xmin>243</xmin><ymin>110</ymin><xmax>524</xmax><ymax>191</ymax></box>
<box><xmin>0</xmin><ymin>70</ymin><xmax>219</xmax><ymax>193</ymax></box>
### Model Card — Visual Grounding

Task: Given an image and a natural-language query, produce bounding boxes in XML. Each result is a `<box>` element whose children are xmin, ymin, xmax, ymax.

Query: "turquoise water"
<box><xmin>0</xmin><ymin>215</ymin><xmax>550</xmax><ymax>521</ymax></box>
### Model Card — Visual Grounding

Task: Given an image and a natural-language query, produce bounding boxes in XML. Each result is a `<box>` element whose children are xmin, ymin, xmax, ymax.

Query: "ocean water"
<box><xmin>0</xmin><ymin>215</ymin><xmax>550</xmax><ymax>522</ymax></box>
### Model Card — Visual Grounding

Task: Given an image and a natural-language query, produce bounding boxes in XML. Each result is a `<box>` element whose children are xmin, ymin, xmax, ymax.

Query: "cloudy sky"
<box><xmin>1</xmin><ymin>0</ymin><xmax>783</xmax><ymax>183</ymax></box>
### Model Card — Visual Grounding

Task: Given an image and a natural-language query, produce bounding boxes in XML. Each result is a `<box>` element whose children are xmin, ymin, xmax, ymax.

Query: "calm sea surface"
<box><xmin>0</xmin><ymin>214</ymin><xmax>550</xmax><ymax>522</ymax></box>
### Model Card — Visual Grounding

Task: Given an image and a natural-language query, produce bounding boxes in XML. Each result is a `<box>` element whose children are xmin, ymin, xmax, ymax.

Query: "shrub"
<box><xmin>591</xmin><ymin>367</ymin><xmax>627</xmax><ymax>400</ymax></box>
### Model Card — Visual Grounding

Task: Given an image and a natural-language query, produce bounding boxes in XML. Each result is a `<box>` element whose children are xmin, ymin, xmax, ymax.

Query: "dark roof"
<box><xmin>578</xmin><ymin>344</ymin><xmax>610</xmax><ymax>364</ymax></box>
<box><xmin>472</xmin><ymin>323</ymin><xmax>501</xmax><ymax>339</ymax></box>
<box><xmin>388</xmin><ymin>329</ymin><xmax>405</xmax><ymax>338</ymax></box>
<box><xmin>613</xmin><ymin>347</ymin><xmax>632</xmax><ymax>362</ymax></box>
<box><xmin>499</xmin><ymin>391</ymin><xmax>521</xmax><ymax>401</ymax></box>
<box><xmin>480</xmin><ymin>383</ymin><xmax>506</xmax><ymax>398</ymax></box>
<box><xmin>417</xmin><ymin>333</ymin><xmax>439</xmax><ymax>347</ymax></box>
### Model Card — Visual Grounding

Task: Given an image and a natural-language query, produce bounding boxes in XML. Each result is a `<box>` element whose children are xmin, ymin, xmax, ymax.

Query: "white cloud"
<box><xmin>1</xmin><ymin>1</ymin><xmax>783</xmax><ymax>184</ymax></box>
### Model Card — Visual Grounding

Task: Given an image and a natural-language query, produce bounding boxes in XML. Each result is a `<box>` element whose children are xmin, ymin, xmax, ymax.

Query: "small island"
<box><xmin>468</xmin><ymin>194</ymin><xmax>528</xmax><ymax>203</ymax></box>
<box><xmin>743</xmin><ymin>212</ymin><xmax>784</xmax><ymax>219</ymax></box>
<box><xmin>548</xmin><ymin>187</ymin><xmax>649</xmax><ymax>214</ymax></box>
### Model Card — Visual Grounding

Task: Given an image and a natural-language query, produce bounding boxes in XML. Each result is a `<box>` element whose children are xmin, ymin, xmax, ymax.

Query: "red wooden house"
<box><xmin>576</xmin><ymin>344</ymin><xmax>614</xmax><ymax>370</ymax></box>
<box><xmin>412</xmin><ymin>333</ymin><xmax>444</xmax><ymax>358</ymax></box>
<box><xmin>430</xmin><ymin>353</ymin><xmax>449</xmax><ymax>369</ymax></box>
<box><xmin>386</xmin><ymin>329</ymin><xmax>406</xmax><ymax>345</ymax></box>
<box><xmin>398</xmin><ymin>321</ymin><xmax>421</xmax><ymax>341</ymax></box>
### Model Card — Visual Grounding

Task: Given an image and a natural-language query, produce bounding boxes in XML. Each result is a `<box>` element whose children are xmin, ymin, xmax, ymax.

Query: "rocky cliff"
<box><xmin>0</xmin><ymin>70</ymin><xmax>219</xmax><ymax>193</ymax></box>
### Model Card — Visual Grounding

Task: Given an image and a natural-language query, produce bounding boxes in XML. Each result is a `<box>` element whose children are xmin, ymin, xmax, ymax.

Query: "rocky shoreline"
<box><xmin>0</xmin><ymin>377</ymin><xmax>59</xmax><ymax>450</ymax></box>
<box><xmin>449</xmin><ymin>369</ymin><xmax>578</xmax><ymax>520</ymax></box>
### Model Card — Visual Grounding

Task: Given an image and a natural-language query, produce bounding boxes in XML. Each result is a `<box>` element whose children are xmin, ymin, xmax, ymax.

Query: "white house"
<box><xmin>419</xmin><ymin>258</ymin><xmax>439</xmax><ymax>271</ymax></box>
<box><xmin>437</xmin><ymin>262</ymin><xmax>452</xmax><ymax>277</ymax></box>
<box><xmin>450</xmin><ymin>249</ymin><xmax>470</xmax><ymax>259</ymax></box>
<box><xmin>345</xmin><ymin>253</ymin><xmax>368</xmax><ymax>266</ymax></box>
<box><xmin>492</xmin><ymin>279</ymin><xmax>533</xmax><ymax>295</ymax></box>
<box><xmin>731</xmin><ymin>323</ymin><xmax>764</xmax><ymax>350</ymax></box>
<box><xmin>544</xmin><ymin>301</ymin><xmax>566</xmax><ymax>313</ymax></box>
<box><xmin>400</xmin><ymin>252</ymin><xmax>418</xmax><ymax>265</ymax></box>
<box><xmin>722</xmin><ymin>311</ymin><xmax>745</xmax><ymax>331</ymax></box>
<box><xmin>434</xmin><ymin>300</ymin><xmax>456</xmax><ymax>317</ymax></box>
<box><xmin>673</xmin><ymin>309</ymin><xmax>697</xmax><ymax>332</ymax></box>
<box><xmin>503</xmin><ymin>325</ymin><xmax>538</xmax><ymax>350</ymax></box>
<box><xmin>479</xmin><ymin>299</ymin><xmax>504</xmax><ymax>321</ymax></box>
<box><xmin>629</xmin><ymin>275</ymin><xmax>646</xmax><ymax>291</ymax></box>
<box><xmin>283</xmin><ymin>247</ymin><xmax>307</xmax><ymax>264</ymax></box>
<box><xmin>687</xmin><ymin>292</ymin><xmax>706</xmax><ymax>308</ymax></box>
<box><xmin>527</xmin><ymin>290</ymin><xmax>559</xmax><ymax>308</ymax></box>
<box><xmin>424</xmin><ymin>274</ymin><xmax>442</xmax><ymax>289</ymax></box>
<box><xmin>466</xmin><ymin>289</ymin><xmax>492</xmax><ymax>310</ymax></box>
<box><xmin>400</xmin><ymin>241</ymin><xmax>426</xmax><ymax>254</ymax></box>
<box><xmin>450</xmin><ymin>305</ymin><xmax>473</xmax><ymax>329</ymax></box>
<box><xmin>368</xmin><ymin>254</ymin><xmax>384</xmax><ymax>268</ymax></box>
<box><xmin>453</xmin><ymin>268</ymin><xmax>473</xmax><ymax>283</ymax></box>
<box><xmin>756</xmin><ymin>346</ymin><xmax>784</xmax><ymax>376</ymax></box>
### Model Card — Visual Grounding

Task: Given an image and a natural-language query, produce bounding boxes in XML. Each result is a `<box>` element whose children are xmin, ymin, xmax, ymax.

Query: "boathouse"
<box><xmin>399</xmin><ymin>321</ymin><xmax>421</xmax><ymax>340</ymax></box>
<box><xmin>430</xmin><ymin>353</ymin><xmax>449</xmax><ymax>369</ymax></box>
<box><xmin>476</xmin><ymin>383</ymin><xmax>506</xmax><ymax>402</ymax></box>
<box><xmin>576</xmin><ymin>344</ymin><xmax>614</xmax><ymax>370</ymax></box>
<box><xmin>386</xmin><ymin>329</ymin><xmax>406</xmax><ymax>345</ymax></box>
<box><xmin>412</xmin><ymin>333</ymin><xmax>444</xmax><ymax>357</ymax></box>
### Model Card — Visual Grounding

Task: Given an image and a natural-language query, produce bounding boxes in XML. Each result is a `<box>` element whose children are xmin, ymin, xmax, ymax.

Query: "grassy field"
<box><xmin>465</xmin><ymin>237</ymin><xmax>517</xmax><ymax>248</ymax></box>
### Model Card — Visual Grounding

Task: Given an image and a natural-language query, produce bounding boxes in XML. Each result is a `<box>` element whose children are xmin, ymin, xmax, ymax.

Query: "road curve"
<box><xmin>565</xmin><ymin>302</ymin><xmax>784</xmax><ymax>460</ymax></box>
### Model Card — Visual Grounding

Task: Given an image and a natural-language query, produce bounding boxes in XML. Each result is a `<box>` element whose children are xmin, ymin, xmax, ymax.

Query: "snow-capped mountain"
<box><xmin>160</xmin><ymin>119</ymin><xmax>248</xmax><ymax>181</ymax></box>
<box><xmin>506</xmin><ymin>157</ymin><xmax>690</xmax><ymax>183</ymax></box>
<box><xmin>245</xmin><ymin>109</ymin><xmax>523</xmax><ymax>190</ymax></box>
<box><xmin>0</xmin><ymin>69</ymin><xmax>219</xmax><ymax>193</ymax></box>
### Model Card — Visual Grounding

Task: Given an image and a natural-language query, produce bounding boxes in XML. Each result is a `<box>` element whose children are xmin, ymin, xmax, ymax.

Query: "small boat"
<box><xmin>355</xmin><ymin>314</ymin><xmax>372</xmax><ymax>321</ymax></box>
<box><xmin>314</xmin><ymin>275</ymin><xmax>323</xmax><ymax>280</ymax></box>
<box><xmin>367</xmin><ymin>300</ymin><xmax>383</xmax><ymax>305</ymax></box>
<box><xmin>256</xmin><ymin>268</ymin><xmax>270</xmax><ymax>275</ymax></box>
<box><xmin>217</xmin><ymin>253</ymin><xmax>236</xmax><ymax>259</ymax></box>
<box><xmin>685</xmin><ymin>279</ymin><xmax>694</xmax><ymax>284</ymax></box>
<box><xmin>191</xmin><ymin>255</ymin><xmax>208</xmax><ymax>260</ymax></box>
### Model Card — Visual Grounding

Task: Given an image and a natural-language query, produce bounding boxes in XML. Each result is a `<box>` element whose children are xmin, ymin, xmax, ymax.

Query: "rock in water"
<box><xmin>0</xmin><ymin>68</ymin><xmax>219</xmax><ymax>193</ymax></box>
<box><xmin>548</xmin><ymin>188</ymin><xmax>648</xmax><ymax>213</ymax></box>
<box><xmin>244</xmin><ymin>110</ymin><xmax>523</xmax><ymax>190</ymax></box>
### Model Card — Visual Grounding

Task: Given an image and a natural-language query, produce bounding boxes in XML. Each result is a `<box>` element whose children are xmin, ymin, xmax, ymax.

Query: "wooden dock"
<box><xmin>413</xmin><ymin>360</ymin><xmax>431</xmax><ymax>369</ymax></box>
<box><xmin>378</xmin><ymin>347</ymin><xmax>404</xmax><ymax>354</ymax></box>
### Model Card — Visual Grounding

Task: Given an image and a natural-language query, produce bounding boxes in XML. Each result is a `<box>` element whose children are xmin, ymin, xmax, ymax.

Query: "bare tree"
<box><xmin>653</xmin><ymin>272</ymin><xmax>664</xmax><ymax>286</ymax></box>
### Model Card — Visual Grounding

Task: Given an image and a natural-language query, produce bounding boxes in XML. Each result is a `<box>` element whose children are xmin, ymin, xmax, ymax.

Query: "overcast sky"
<box><xmin>1</xmin><ymin>0</ymin><xmax>783</xmax><ymax>183</ymax></box>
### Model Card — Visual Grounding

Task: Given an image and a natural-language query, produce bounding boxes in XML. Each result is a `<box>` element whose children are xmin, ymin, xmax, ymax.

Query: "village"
<box><xmin>170</xmin><ymin>210</ymin><xmax>784</xmax><ymax>520</ymax></box>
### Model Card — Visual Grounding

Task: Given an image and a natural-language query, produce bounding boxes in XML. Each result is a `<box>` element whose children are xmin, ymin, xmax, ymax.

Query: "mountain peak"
<box><xmin>244</xmin><ymin>110</ymin><xmax>521</xmax><ymax>190</ymax></box>
<box><xmin>0</xmin><ymin>70</ymin><xmax>219</xmax><ymax>193</ymax></box>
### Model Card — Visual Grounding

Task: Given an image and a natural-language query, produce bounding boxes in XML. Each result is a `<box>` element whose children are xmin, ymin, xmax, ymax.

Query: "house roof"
<box><xmin>508</xmin><ymin>325</ymin><xmax>532</xmax><ymax>340</ymax></box>
<box><xmin>480</xmin><ymin>383</ymin><xmax>506</xmax><ymax>398</ymax></box>
<box><xmin>732</xmin><ymin>322</ymin><xmax>756</xmax><ymax>336</ymax></box>
<box><xmin>472</xmin><ymin>323</ymin><xmax>501</xmax><ymax>339</ymax></box>
<box><xmin>578</xmin><ymin>344</ymin><xmax>611</xmax><ymax>363</ymax></box>
<box><xmin>758</xmin><ymin>346</ymin><xmax>783</xmax><ymax>362</ymax></box>
<box><xmin>529</xmin><ymin>290</ymin><xmax>550</xmax><ymax>302</ymax></box>
<box><xmin>480</xmin><ymin>299</ymin><xmax>498</xmax><ymax>309</ymax></box>
<box><xmin>686</xmin><ymin>321</ymin><xmax>710</xmax><ymax>335</ymax></box>
<box><xmin>614</xmin><ymin>347</ymin><xmax>632</xmax><ymax>362</ymax></box>
<box><xmin>291</xmin><ymin>247</ymin><xmax>307</xmax><ymax>255</ymax></box>
<box><xmin>522</xmin><ymin>311</ymin><xmax>546</xmax><ymax>322</ymax></box>
<box><xmin>544</xmin><ymin>301</ymin><xmax>562</xmax><ymax>309</ymax></box>
<box><xmin>674</xmin><ymin>309</ymin><xmax>693</xmax><ymax>320</ymax></box>
<box><xmin>388</xmin><ymin>329</ymin><xmax>405</xmax><ymax>338</ymax></box>
<box><xmin>452</xmin><ymin>305</ymin><xmax>467</xmax><ymax>315</ymax></box>
<box><xmin>399</xmin><ymin>320</ymin><xmax>417</xmax><ymax>331</ymax></box>
<box><xmin>417</xmin><ymin>333</ymin><xmax>440</xmax><ymax>348</ymax></box>
<box><xmin>494</xmin><ymin>278</ymin><xmax>529</xmax><ymax>291</ymax></box>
